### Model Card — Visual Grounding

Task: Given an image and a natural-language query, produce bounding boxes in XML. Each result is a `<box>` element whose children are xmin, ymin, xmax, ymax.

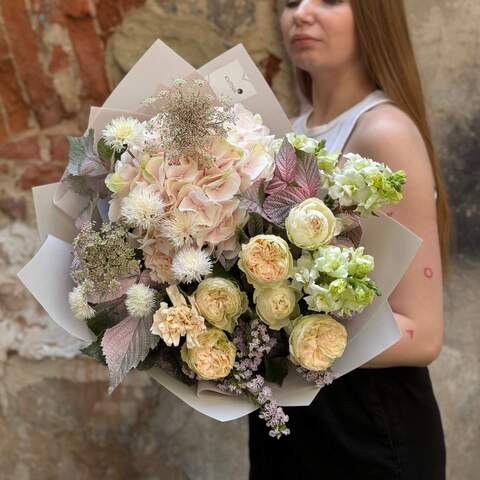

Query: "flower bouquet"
<box><xmin>18</xmin><ymin>40</ymin><xmax>421</xmax><ymax>438</ymax></box>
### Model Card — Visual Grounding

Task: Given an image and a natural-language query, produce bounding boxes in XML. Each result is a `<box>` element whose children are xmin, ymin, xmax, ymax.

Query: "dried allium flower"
<box><xmin>171</xmin><ymin>247</ymin><xmax>213</xmax><ymax>284</ymax></box>
<box><xmin>148</xmin><ymin>78</ymin><xmax>235</xmax><ymax>160</ymax></box>
<box><xmin>160</xmin><ymin>210</ymin><xmax>200</xmax><ymax>248</ymax></box>
<box><xmin>125</xmin><ymin>283</ymin><xmax>156</xmax><ymax>318</ymax></box>
<box><xmin>71</xmin><ymin>222</ymin><xmax>140</xmax><ymax>298</ymax></box>
<box><xmin>120</xmin><ymin>184</ymin><xmax>165</xmax><ymax>231</ymax></box>
<box><xmin>68</xmin><ymin>283</ymin><xmax>95</xmax><ymax>321</ymax></box>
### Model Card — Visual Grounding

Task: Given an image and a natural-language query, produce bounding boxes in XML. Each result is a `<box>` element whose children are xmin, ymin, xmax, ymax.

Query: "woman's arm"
<box><xmin>345</xmin><ymin>104</ymin><xmax>444</xmax><ymax>368</ymax></box>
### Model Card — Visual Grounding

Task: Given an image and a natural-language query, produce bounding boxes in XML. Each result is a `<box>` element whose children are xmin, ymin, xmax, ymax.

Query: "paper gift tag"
<box><xmin>199</xmin><ymin>44</ymin><xmax>291</xmax><ymax>137</ymax></box>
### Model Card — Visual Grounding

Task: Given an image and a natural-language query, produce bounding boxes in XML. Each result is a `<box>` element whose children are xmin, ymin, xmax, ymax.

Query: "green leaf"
<box><xmin>211</xmin><ymin>261</ymin><xmax>237</xmax><ymax>280</ymax></box>
<box><xmin>247</xmin><ymin>212</ymin><xmax>265</xmax><ymax>237</ymax></box>
<box><xmin>136</xmin><ymin>351</ymin><xmax>159</xmax><ymax>371</ymax></box>
<box><xmin>67</xmin><ymin>129</ymin><xmax>96</xmax><ymax>176</ymax></box>
<box><xmin>97</xmin><ymin>137</ymin><xmax>114</xmax><ymax>164</ymax></box>
<box><xmin>80</xmin><ymin>335</ymin><xmax>107</xmax><ymax>365</ymax></box>
<box><xmin>264</xmin><ymin>357</ymin><xmax>289</xmax><ymax>387</ymax></box>
<box><xmin>86</xmin><ymin>308</ymin><xmax>118</xmax><ymax>336</ymax></box>
<box><xmin>236</xmin><ymin>226</ymin><xmax>250</xmax><ymax>244</ymax></box>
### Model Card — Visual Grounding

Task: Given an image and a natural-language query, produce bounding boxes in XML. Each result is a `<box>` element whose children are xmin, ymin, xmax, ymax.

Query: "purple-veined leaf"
<box><xmin>217</xmin><ymin>254</ymin><xmax>238</xmax><ymax>271</ymax></box>
<box><xmin>238</xmin><ymin>181</ymin><xmax>270</xmax><ymax>221</ymax></box>
<box><xmin>295</xmin><ymin>152</ymin><xmax>321</xmax><ymax>197</ymax></box>
<box><xmin>330</xmin><ymin>237</ymin><xmax>355</xmax><ymax>248</ymax></box>
<box><xmin>263</xmin><ymin>187</ymin><xmax>308</xmax><ymax>225</ymax></box>
<box><xmin>334</xmin><ymin>212</ymin><xmax>363</xmax><ymax>247</ymax></box>
<box><xmin>271</xmin><ymin>137</ymin><xmax>297</xmax><ymax>183</ymax></box>
<box><xmin>264</xmin><ymin>176</ymin><xmax>289</xmax><ymax>195</ymax></box>
<box><xmin>101</xmin><ymin>314</ymin><xmax>159</xmax><ymax>394</ymax></box>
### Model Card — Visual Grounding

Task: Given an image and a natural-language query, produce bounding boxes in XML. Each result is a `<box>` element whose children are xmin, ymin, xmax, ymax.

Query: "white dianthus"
<box><xmin>171</xmin><ymin>248</ymin><xmax>213</xmax><ymax>284</ymax></box>
<box><xmin>125</xmin><ymin>283</ymin><xmax>156</xmax><ymax>318</ymax></box>
<box><xmin>121</xmin><ymin>185</ymin><xmax>165</xmax><ymax>230</ymax></box>
<box><xmin>69</xmin><ymin>285</ymin><xmax>95</xmax><ymax>321</ymax></box>
<box><xmin>102</xmin><ymin>116</ymin><xmax>145</xmax><ymax>152</ymax></box>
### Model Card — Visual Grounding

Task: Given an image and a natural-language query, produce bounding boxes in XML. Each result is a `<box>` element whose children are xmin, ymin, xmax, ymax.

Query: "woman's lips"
<box><xmin>291</xmin><ymin>35</ymin><xmax>319</xmax><ymax>47</ymax></box>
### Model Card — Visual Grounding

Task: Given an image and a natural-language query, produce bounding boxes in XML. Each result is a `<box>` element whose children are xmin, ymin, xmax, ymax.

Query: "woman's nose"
<box><xmin>293</xmin><ymin>0</ymin><xmax>316</xmax><ymax>25</ymax></box>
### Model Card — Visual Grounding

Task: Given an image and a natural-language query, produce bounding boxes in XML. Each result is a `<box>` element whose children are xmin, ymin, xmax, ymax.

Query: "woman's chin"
<box><xmin>291</xmin><ymin>55</ymin><xmax>327</xmax><ymax>73</ymax></box>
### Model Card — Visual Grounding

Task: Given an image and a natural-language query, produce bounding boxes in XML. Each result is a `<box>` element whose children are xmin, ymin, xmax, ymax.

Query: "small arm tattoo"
<box><xmin>424</xmin><ymin>267</ymin><xmax>433</xmax><ymax>279</ymax></box>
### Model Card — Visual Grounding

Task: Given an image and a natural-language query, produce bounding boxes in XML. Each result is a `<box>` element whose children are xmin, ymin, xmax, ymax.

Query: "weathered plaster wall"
<box><xmin>0</xmin><ymin>0</ymin><xmax>478</xmax><ymax>478</ymax></box>
<box><xmin>405</xmin><ymin>1</ymin><xmax>480</xmax><ymax>478</ymax></box>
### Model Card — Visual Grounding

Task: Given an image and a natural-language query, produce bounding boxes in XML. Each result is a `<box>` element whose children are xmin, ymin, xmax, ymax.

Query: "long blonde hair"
<box><xmin>296</xmin><ymin>0</ymin><xmax>450</xmax><ymax>270</ymax></box>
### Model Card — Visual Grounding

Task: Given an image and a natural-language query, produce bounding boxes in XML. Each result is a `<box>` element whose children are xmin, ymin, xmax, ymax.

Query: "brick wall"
<box><xmin>0</xmin><ymin>0</ymin><xmax>146</xmax><ymax>195</ymax></box>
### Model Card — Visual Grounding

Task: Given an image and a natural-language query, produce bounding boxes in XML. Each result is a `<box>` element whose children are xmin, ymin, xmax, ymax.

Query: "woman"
<box><xmin>249</xmin><ymin>1</ymin><xmax>448</xmax><ymax>478</ymax></box>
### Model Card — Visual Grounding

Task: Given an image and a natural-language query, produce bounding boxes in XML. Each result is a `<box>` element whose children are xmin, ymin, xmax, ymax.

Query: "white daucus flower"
<box><xmin>102</xmin><ymin>116</ymin><xmax>145</xmax><ymax>152</ymax></box>
<box><xmin>125</xmin><ymin>283</ymin><xmax>156</xmax><ymax>318</ymax></box>
<box><xmin>121</xmin><ymin>184</ymin><xmax>164</xmax><ymax>230</ymax></box>
<box><xmin>69</xmin><ymin>285</ymin><xmax>95</xmax><ymax>321</ymax></box>
<box><xmin>171</xmin><ymin>247</ymin><xmax>213</xmax><ymax>284</ymax></box>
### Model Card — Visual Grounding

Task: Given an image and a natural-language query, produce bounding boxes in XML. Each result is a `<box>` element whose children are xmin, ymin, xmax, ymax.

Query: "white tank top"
<box><xmin>291</xmin><ymin>89</ymin><xmax>391</xmax><ymax>152</ymax></box>
<box><xmin>291</xmin><ymin>90</ymin><xmax>438</xmax><ymax>201</ymax></box>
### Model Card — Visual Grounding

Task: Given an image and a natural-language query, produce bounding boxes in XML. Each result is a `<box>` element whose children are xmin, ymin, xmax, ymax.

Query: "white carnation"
<box><xmin>125</xmin><ymin>283</ymin><xmax>156</xmax><ymax>318</ymax></box>
<box><xmin>102</xmin><ymin>116</ymin><xmax>145</xmax><ymax>152</ymax></box>
<box><xmin>171</xmin><ymin>248</ymin><xmax>213</xmax><ymax>284</ymax></box>
<box><xmin>69</xmin><ymin>285</ymin><xmax>95</xmax><ymax>321</ymax></box>
<box><xmin>121</xmin><ymin>184</ymin><xmax>164</xmax><ymax>230</ymax></box>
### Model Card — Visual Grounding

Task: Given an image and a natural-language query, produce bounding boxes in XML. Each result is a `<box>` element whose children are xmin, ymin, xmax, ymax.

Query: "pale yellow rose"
<box><xmin>194</xmin><ymin>277</ymin><xmax>248</xmax><ymax>333</ymax></box>
<box><xmin>285</xmin><ymin>198</ymin><xmax>338</xmax><ymax>250</ymax></box>
<box><xmin>181</xmin><ymin>328</ymin><xmax>236</xmax><ymax>380</ymax></box>
<box><xmin>238</xmin><ymin>234</ymin><xmax>293</xmax><ymax>288</ymax></box>
<box><xmin>289</xmin><ymin>314</ymin><xmax>347</xmax><ymax>371</ymax></box>
<box><xmin>254</xmin><ymin>283</ymin><xmax>298</xmax><ymax>330</ymax></box>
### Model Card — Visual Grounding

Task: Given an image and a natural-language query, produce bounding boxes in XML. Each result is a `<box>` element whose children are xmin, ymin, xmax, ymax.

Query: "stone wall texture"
<box><xmin>0</xmin><ymin>0</ymin><xmax>478</xmax><ymax>478</ymax></box>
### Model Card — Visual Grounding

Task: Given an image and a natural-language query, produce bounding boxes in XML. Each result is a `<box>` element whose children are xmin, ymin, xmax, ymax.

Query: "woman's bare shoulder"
<box><xmin>346</xmin><ymin>102</ymin><xmax>437</xmax><ymax>225</ymax></box>
<box><xmin>346</xmin><ymin>103</ymin><xmax>430</xmax><ymax>171</ymax></box>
